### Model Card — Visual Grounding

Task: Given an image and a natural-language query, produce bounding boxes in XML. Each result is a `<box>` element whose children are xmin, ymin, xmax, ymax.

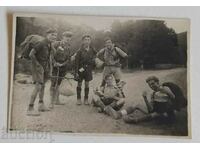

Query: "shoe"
<box><xmin>55</xmin><ymin>101</ymin><xmax>65</xmax><ymax>105</ymax></box>
<box><xmin>38</xmin><ymin>103</ymin><xmax>50</xmax><ymax>112</ymax></box>
<box><xmin>123</xmin><ymin>114</ymin><xmax>152</xmax><ymax>124</ymax></box>
<box><xmin>97</xmin><ymin>107</ymin><xmax>103</xmax><ymax>113</ymax></box>
<box><xmin>76</xmin><ymin>99</ymin><xmax>82</xmax><ymax>105</ymax></box>
<box><xmin>84</xmin><ymin>98</ymin><xmax>89</xmax><ymax>105</ymax></box>
<box><xmin>27</xmin><ymin>107</ymin><xmax>40</xmax><ymax>116</ymax></box>
<box><xmin>104</xmin><ymin>106</ymin><xmax>121</xmax><ymax>119</ymax></box>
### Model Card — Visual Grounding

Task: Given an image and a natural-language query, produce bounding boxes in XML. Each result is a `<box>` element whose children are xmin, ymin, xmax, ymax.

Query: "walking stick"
<box><xmin>55</xmin><ymin>66</ymin><xmax>60</xmax><ymax>89</ymax></box>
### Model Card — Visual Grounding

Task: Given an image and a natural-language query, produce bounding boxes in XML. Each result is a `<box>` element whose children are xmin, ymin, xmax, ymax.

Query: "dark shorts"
<box><xmin>101</xmin><ymin>98</ymin><xmax>115</xmax><ymax>105</ymax></box>
<box><xmin>153</xmin><ymin>101</ymin><xmax>174</xmax><ymax>114</ymax></box>
<box><xmin>78</xmin><ymin>70</ymin><xmax>93</xmax><ymax>82</ymax></box>
<box><xmin>51</xmin><ymin>66</ymin><xmax>67</xmax><ymax>87</ymax></box>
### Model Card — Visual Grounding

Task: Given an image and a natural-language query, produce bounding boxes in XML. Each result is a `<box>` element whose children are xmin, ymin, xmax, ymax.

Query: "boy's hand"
<box><xmin>142</xmin><ymin>91</ymin><xmax>147</xmax><ymax>98</ymax></box>
<box><xmin>74</xmin><ymin>73</ymin><xmax>79</xmax><ymax>81</ymax></box>
<box><xmin>54</xmin><ymin>62</ymin><xmax>62</xmax><ymax>67</ymax></box>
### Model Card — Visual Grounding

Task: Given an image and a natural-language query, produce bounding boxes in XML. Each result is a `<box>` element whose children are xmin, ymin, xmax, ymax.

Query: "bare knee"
<box><xmin>35</xmin><ymin>83</ymin><xmax>43</xmax><ymax>91</ymax></box>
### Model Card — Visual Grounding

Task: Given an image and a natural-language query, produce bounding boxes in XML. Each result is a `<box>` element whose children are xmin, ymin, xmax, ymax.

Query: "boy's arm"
<box><xmin>29</xmin><ymin>48</ymin><xmax>40</xmax><ymax>66</ymax></box>
<box><xmin>96</xmin><ymin>48</ymin><xmax>105</xmax><ymax>58</ymax></box>
<box><xmin>50</xmin><ymin>45</ymin><xmax>57</xmax><ymax>66</ymax></box>
<box><xmin>93</xmin><ymin>88</ymin><xmax>104</xmax><ymax>97</ymax></box>
<box><xmin>112</xmin><ymin>96</ymin><xmax>123</xmax><ymax>101</ymax></box>
<box><xmin>142</xmin><ymin>91</ymin><xmax>154</xmax><ymax>113</ymax></box>
<box><xmin>75</xmin><ymin>50</ymin><xmax>81</xmax><ymax>75</ymax></box>
<box><xmin>115</xmin><ymin>47</ymin><xmax>128</xmax><ymax>58</ymax></box>
<box><xmin>159</xmin><ymin>86</ymin><xmax>175</xmax><ymax>99</ymax></box>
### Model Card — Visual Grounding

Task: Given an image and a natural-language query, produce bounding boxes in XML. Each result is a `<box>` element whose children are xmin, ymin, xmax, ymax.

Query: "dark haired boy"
<box><xmin>49</xmin><ymin>31</ymin><xmax>73</xmax><ymax>109</ymax></box>
<box><xmin>96</xmin><ymin>37</ymin><xmax>128</xmax><ymax>90</ymax></box>
<box><xmin>27</xmin><ymin>28</ymin><xmax>57</xmax><ymax>116</ymax></box>
<box><xmin>108</xmin><ymin>76</ymin><xmax>177</xmax><ymax>123</ymax></box>
<box><xmin>75</xmin><ymin>34</ymin><xmax>97</xmax><ymax>105</ymax></box>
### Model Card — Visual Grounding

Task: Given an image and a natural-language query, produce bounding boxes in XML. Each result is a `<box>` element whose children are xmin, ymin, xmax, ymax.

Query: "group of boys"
<box><xmin>26</xmin><ymin>28</ymin><xmax>185</xmax><ymax>125</ymax></box>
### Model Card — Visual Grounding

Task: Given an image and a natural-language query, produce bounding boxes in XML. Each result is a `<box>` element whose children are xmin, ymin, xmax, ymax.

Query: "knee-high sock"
<box><xmin>77</xmin><ymin>87</ymin><xmax>81</xmax><ymax>99</ymax></box>
<box><xmin>84</xmin><ymin>88</ymin><xmax>89</xmax><ymax>99</ymax></box>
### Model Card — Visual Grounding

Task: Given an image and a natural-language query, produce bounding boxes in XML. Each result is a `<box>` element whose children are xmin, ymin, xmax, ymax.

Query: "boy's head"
<box><xmin>105</xmin><ymin>74</ymin><xmax>114</xmax><ymax>86</ymax></box>
<box><xmin>82</xmin><ymin>34</ymin><xmax>92</xmax><ymax>47</ymax></box>
<box><xmin>104</xmin><ymin>37</ymin><xmax>113</xmax><ymax>50</ymax></box>
<box><xmin>62</xmin><ymin>31</ymin><xmax>73</xmax><ymax>43</ymax></box>
<box><xmin>46</xmin><ymin>28</ymin><xmax>57</xmax><ymax>42</ymax></box>
<box><xmin>146</xmin><ymin>76</ymin><xmax>160</xmax><ymax>91</ymax></box>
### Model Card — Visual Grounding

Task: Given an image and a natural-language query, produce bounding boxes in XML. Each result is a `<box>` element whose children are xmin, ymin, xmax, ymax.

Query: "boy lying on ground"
<box><xmin>91</xmin><ymin>74</ymin><xmax>126</xmax><ymax>117</ymax></box>
<box><xmin>107</xmin><ymin>76</ymin><xmax>187</xmax><ymax>123</ymax></box>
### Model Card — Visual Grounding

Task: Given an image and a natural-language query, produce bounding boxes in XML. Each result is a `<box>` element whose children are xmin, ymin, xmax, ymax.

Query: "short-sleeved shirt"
<box><xmin>152</xmin><ymin>86</ymin><xmax>173</xmax><ymax>103</ymax></box>
<box><xmin>52</xmin><ymin>41</ymin><xmax>71</xmax><ymax>64</ymax></box>
<box><xmin>97</xmin><ymin>46</ymin><xmax>127</xmax><ymax>67</ymax></box>
<box><xmin>31</xmin><ymin>38</ymin><xmax>51</xmax><ymax>83</ymax></box>
<box><xmin>34</xmin><ymin>38</ymin><xmax>51</xmax><ymax>67</ymax></box>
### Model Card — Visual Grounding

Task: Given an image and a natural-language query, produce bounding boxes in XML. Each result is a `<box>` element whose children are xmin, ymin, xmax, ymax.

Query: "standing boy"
<box><xmin>49</xmin><ymin>31</ymin><xmax>73</xmax><ymax>109</ymax></box>
<box><xmin>96</xmin><ymin>37</ymin><xmax>128</xmax><ymax>90</ymax></box>
<box><xmin>27</xmin><ymin>28</ymin><xmax>57</xmax><ymax>116</ymax></box>
<box><xmin>75</xmin><ymin>35</ymin><xmax>97</xmax><ymax>105</ymax></box>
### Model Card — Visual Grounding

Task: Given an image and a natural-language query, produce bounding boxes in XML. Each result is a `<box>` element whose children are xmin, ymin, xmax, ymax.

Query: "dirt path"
<box><xmin>10</xmin><ymin>68</ymin><xmax>188</xmax><ymax>136</ymax></box>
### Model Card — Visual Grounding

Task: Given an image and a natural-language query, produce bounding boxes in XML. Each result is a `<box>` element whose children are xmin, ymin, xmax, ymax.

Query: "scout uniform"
<box><xmin>27</xmin><ymin>28</ymin><xmax>57</xmax><ymax>116</ymax></box>
<box><xmin>75</xmin><ymin>46</ymin><xmax>96</xmax><ymax>82</ymax></box>
<box><xmin>51</xmin><ymin>41</ymin><xmax>72</xmax><ymax>87</ymax></box>
<box><xmin>117</xmin><ymin>86</ymin><xmax>175</xmax><ymax>123</ymax></box>
<box><xmin>92</xmin><ymin>82</ymin><xmax>125</xmax><ymax>111</ymax></box>
<box><xmin>97</xmin><ymin>45</ymin><xmax>127</xmax><ymax>83</ymax></box>
<box><xmin>151</xmin><ymin>86</ymin><xmax>174</xmax><ymax>114</ymax></box>
<box><xmin>31</xmin><ymin>38</ymin><xmax>51</xmax><ymax>84</ymax></box>
<box><xmin>75</xmin><ymin>45</ymin><xmax>96</xmax><ymax>103</ymax></box>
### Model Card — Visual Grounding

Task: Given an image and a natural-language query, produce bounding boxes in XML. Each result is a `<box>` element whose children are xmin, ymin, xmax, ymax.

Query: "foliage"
<box><xmin>15</xmin><ymin>17</ymin><xmax>187</xmax><ymax>73</ymax></box>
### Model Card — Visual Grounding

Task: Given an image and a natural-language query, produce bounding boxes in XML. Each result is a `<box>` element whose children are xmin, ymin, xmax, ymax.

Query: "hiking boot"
<box><xmin>104</xmin><ymin>106</ymin><xmax>121</xmax><ymax>119</ymax></box>
<box><xmin>84</xmin><ymin>98</ymin><xmax>89</xmax><ymax>105</ymax></box>
<box><xmin>38</xmin><ymin>103</ymin><xmax>50</xmax><ymax>112</ymax></box>
<box><xmin>123</xmin><ymin>114</ymin><xmax>152</xmax><ymax>124</ymax></box>
<box><xmin>27</xmin><ymin>107</ymin><xmax>40</xmax><ymax>116</ymax></box>
<box><xmin>97</xmin><ymin>107</ymin><xmax>103</xmax><ymax>113</ymax></box>
<box><xmin>76</xmin><ymin>98</ymin><xmax>82</xmax><ymax>105</ymax></box>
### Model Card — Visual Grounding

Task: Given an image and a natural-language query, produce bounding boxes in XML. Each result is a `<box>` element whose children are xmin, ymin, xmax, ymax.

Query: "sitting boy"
<box><xmin>108</xmin><ymin>76</ymin><xmax>186</xmax><ymax>123</ymax></box>
<box><xmin>92</xmin><ymin>74</ymin><xmax>126</xmax><ymax>117</ymax></box>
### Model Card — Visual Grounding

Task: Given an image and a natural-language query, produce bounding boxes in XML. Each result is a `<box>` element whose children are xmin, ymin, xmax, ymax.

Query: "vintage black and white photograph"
<box><xmin>9</xmin><ymin>13</ymin><xmax>190</xmax><ymax>137</ymax></box>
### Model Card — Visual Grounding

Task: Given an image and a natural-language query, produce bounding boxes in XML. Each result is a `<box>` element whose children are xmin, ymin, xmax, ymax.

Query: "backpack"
<box><xmin>156</xmin><ymin>82</ymin><xmax>187</xmax><ymax>111</ymax></box>
<box><xmin>20</xmin><ymin>35</ymin><xmax>45</xmax><ymax>59</ymax></box>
